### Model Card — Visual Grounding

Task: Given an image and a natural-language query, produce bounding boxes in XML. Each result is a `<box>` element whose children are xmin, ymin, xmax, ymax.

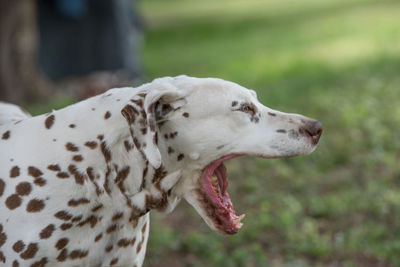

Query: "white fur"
<box><xmin>0</xmin><ymin>76</ymin><xmax>320</xmax><ymax>266</ymax></box>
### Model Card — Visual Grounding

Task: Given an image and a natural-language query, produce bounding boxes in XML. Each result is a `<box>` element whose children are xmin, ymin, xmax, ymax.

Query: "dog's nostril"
<box><xmin>304</xmin><ymin>120</ymin><xmax>323</xmax><ymax>144</ymax></box>
<box><xmin>305</xmin><ymin>120</ymin><xmax>322</xmax><ymax>136</ymax></box>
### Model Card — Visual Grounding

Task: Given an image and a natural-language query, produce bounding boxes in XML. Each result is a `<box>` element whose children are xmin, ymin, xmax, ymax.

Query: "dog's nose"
<box><xmin>303</xmin><ymin>120</ymin><xmax>322</xmax><ymax>144</ymax></box>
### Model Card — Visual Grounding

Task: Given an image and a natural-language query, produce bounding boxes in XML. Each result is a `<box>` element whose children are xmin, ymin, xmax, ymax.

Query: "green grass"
<box><xmin>140</xmin><ymin>0</ymin><xmax>400</xmax><ymax>266</ymax></box>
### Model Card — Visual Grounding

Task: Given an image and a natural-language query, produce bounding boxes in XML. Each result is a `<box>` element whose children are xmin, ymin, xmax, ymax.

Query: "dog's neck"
<box><xmin>48</xmin><ymin>88</ymin><xmax>186</xmax><ymax>217</ymax></box>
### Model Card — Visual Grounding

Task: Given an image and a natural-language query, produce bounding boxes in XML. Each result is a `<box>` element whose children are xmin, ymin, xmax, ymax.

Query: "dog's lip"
<box><xmin>200</xmin><ymin>153</ymin><xmax>245</xmax><ymax>234</ymax></box>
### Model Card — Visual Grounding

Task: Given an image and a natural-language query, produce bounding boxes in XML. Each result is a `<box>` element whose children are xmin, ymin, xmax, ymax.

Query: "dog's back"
<box><xmin>0</xmin><ymin>102</ymin><xmax>31</xmax><ymax>125</ymax></box>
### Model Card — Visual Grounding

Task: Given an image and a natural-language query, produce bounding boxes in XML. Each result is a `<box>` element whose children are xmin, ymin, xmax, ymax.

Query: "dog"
<box><xmin>0</xmin><ymin>76</ymin><xmax>322</xmax><ymax>266</ymax></box>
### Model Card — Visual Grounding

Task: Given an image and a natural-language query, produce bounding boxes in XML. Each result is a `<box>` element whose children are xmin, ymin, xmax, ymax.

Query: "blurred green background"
<box><xmin>139</xmin><ymin>0</ymin><xmax>400</xmax><ymax>266</ymax></box>
<box><xmin>25</xmin><ymin>0</ymin><xmax>400</xmax><ymax>266</ymax></box>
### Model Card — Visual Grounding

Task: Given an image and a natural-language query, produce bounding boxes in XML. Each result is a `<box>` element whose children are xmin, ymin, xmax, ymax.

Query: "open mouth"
<box><xmin>200</xmin><ymin>154</ymin><xmax>245</xmax><ymax>234</ymax></box>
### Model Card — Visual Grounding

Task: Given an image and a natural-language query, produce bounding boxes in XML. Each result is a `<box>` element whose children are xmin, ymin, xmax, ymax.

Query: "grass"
<box><xmin>139</xmin><ymin>0</ymin><xmax>400</xmax><ymax>266</ymax></box>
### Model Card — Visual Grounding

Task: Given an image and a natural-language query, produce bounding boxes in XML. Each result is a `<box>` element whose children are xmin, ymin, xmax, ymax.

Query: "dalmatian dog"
<box><xmin>0</xmin><ymin>76</ymin><xmax>322</xmax><ymax>266</ymax></box>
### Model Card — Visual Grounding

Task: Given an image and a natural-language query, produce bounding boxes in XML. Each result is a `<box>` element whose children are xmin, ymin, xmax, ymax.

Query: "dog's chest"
<box><xmin>1</xmin><ymin>205</ymin><xmax>150</xmax><ymax>266</ymax></box>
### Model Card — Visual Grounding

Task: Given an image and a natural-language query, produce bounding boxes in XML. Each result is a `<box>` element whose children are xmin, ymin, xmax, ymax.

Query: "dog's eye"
<box><xmin>239</xmin><ymin>103</ymin><xmax>255</xmax><ymax>115</ymax></box>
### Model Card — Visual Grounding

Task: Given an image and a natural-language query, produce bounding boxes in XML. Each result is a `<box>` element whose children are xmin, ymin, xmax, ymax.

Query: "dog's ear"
<box><xmin>121</xmin><ymin>82</ymin><xmax>186</xmax><ymax>169</ymax></box>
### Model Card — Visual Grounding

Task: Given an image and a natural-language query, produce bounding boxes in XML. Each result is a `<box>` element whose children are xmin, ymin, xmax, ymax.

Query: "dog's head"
<box><xmin>123</xmin><ymin>76</ymin><xmax>322</xmax><ymax>234</ymax></box>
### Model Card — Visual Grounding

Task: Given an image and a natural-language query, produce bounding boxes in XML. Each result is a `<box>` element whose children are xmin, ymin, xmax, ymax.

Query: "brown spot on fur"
<box><xmin>130</xmin><ymin>217</ymin><xmax>139</xmax><ymax>228</ymax></box>
<box><xmin>2</xmin><ymin>130</ymin><xmax>10</xmax><ymax>139</ymax></box>
<box><xmin>77</xmin><ymin>215</ymin><xmax>98</xmax><ymax>228</ymax></box>
<box><xmin>34</xmin><ymin>178</ymin><xmax>46</xmax><ymax>186</ymax></box>
<box><xmin>45</xmin><ymin>115</ymin><xmax>55</xmax><ymax>129</ymax></box>
<box><xmin>142</xmin><ymin>222</ymin><xmax>147</xmax><ymax>234</ymax></box>
<box><xmin>161</xmin><ymin>104</ymin><xmax>173</xmax><ymax>116</ymax></box>
<box><xmin>112</xmin><ymin>212</ymin><xmax>124</xmax><ymax>222</ymax></box>
<box><xmin>39</xmin><ymin>224</ymin><xmax>55</xmax><ymax>239</ymax></box>
<box><xmin>121</xmin><ymin>105</ymin><xmax>138</xmax><ymax>124</ymax></box>
<box><xmin>60</xmin><ymin>223</ymin><xmax>72</xmax><ymax>230</ymax></box>
<box><xmin>115</xmin><ymin>166</ymin><xmax>130</xmax><ymax>190</ymax></box>
<box><xmin>167</xmin><ymin>147</ymin><xmax>174</xmax><ymax>154</ymax></box>
<box><xmin>86</xmin><ymin>168</ymin><xmax>102</xmax><ymax>196</ymax></box>
<box><xmin>124</xmin><ymin>140</ymin><xmax>134</xmax><ymax>152</ymax></box>
<box><xmin>57</xmin><ymin>172</ymin><xmax>69</xmax><ymax>179</ymax></box>
<box><xmin>5</xmin><ymin>194</ymin><xmax>22</xmax><ymax>210</ymax></box>
<box><xmin>94</xmin><ymin>233</ymin><xmax>103</xmax><ymax>242</ymax></box>
<box><xmin>152</xmin><ymin>166</ymin><xmax>167</xmax><ymax>184</ymax></box>
<box><xmin>154</xmin><ymin>131</ymin><xmax>159</xmax><ymax>145</ymax></box>
<box><xmin>68</xmin><ymin>165</ymin><xmax>85</xmax><ymax>185</ymax></box>
<box><xmin>117</xmin><ymin>238</ymin><xmax>131</xmax><ymax>247</ymax></box>
<box><xmin>68</xmin><ymin>198</ymin><xmax>90</xmax><ymax>207</ymax></box>
<box><xmin>268</xmin><ymin>112</ymin><xmax>276</xmax><ymax>116</ymax></box>
<box><xmin>105</xmin><ymin>245</ymin><xmax>113</xmax><ymax>253</ymax></box>
<box><xmin>136</xmin><ymin>239</ymin><xmax>143</xmax><ymax>254</ymax></box>
<box><xmin>69</xmin><ymin>124</ymin><xmax>76</xmax><ymax>128</ymax></box>
<box><xmin>106</xmin><ymin>224</ymin><xmax>117</xmax><ymax>234</ymax></box>
<box><xmin>65</xmin><ymin>142</ymin><xmax>79</xmax><ymax>152</ymax></box>
<box><xmin>232</xmin><ymin>101</ymin><xmax>238</xmax><ymax>107</ymax></box>
<box><xmin>20</xmin><ymin>243</ymin><xmax>38</xmax><ymax>259</ymax></box>
<box><xmin>0</xmin><ymin>179</ymin><xmax>4</xmax><ymax>197</ymax></box>
<box><xmin>133</xmin><ymin>137</ymin><xmax>141</xmax><ymax>149</ymax></box>
<box><xmin>28</xmin><ymin>166</ymin><xmax>43</xmax><ymax>177</ymax></box>
<box><xmin>104</xmin><ymin>111</ymin><xmax>111</xmax><ymax>120</ymax></box>
<box><xmin>10</xmin><ymin>166</ymin><xmax>20</xmax><ymax>178</ymax></box>
<box><xmin>169</xmin><ymin>132</ymin><xmax>178</xmax><ymax>139</ymax></box>
<box><xmin>13</xmin><ymin>240</ymin><xmax>25</xmax><ymax>253</ymax></box>
<box><xmin>30</xmin><ymin>257</ymin><xmax>48</xmax><ymax>267</ymax></box>
<box><xmin>26</xmin><ymin>199</ymin><xmax>45</xmax><ymax>212</ymax></box>
<box><xmin>12</xmin><ymin>260</ymin><xmax>19</xmax><ymax>267</ymax></box>
<box><xmin>72</xmin><ymin>155</ymin><xmax>83</xmax><ymax>162</ymax></box>
<box><xmin>141</xmin><ymin>166</ymin><xmax>148</xmax><ymax>190</ymax></box>
<box><xmin>277</xmin><ymin>129</ymin><xmax>287</xmax><ymax>133</ymax></box>
<box><xmin>110</xmin><ymin>258</ymin><xmax>119</xmax><ymax>266</ymax></box>
<box><xmin>16</xmin><ymin>182</ymin><xmax>31</xmax><ymax>196</ymax></box>
<box><xmin>182</xmin><ymin>112</ymin><xmax>189</xmax><ymax>118</ymax></box>
<box><xmin>0</xmin><ymin>232</ymin><xmax>6</xmax><ymax>247</ymax></box>
<box><xmin>100</xmin><ymin>142</ymin><xmax>111</xmax><ymax>163</ymax></box>
<box><xmin>0</xmin><ymin>251</ymin><xmax>5</xmax><ymax>263</ymax></box>
<box><xmin>177</xmin><ymin>154</ymin><xmax>184</xmax><ymax>161</ymax></box>
<box><xmin>84</xmin><ymin>141</ymin><xmax>97</xmax><ymax>149</ymax></box>
<box><xmin>54</xmin><ymin>211</ymin><xmax>72</xmax><ymax>221</ymax></box>
<box><xmin>145</xmin><ymin>193</ymin><xmax>168</xmax><ymax>211</ymax></box>
<box><xmin>91</xmin><ymin>204</ymin><xmax>103</xmax><ymax>212</ymax></box>
<box><xmin>71</xmin><ymin>215</ymin><xmax>83</xmax><ymax>222</ymax></box>
<box><xmin>131</xmin><ymin>98</ymin><xmax>143</xmax><ymax>107</ymax></box>
<box><xmin>55</xmin><ymin>238</ymin><xmax>69</xmax><ymax>250</ymax></box>
<box><xmin>47</xmin><ymin>164</ymin><xmax>60</xmax><ymax>172</ymax></box>
<box><xmin>104</xmin><ymin>166</ymin><xmax>112</xmax><ymax>195</ymax></box>
<box><xmin>57</xmin><ymin>249</ymin><xmax>68</xmax><ymax>262</ymax></box>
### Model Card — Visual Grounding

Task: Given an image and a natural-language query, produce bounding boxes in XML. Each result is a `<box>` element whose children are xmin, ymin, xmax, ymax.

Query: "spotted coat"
<box><xmin>0</xmin><ymin>76</ymin><xmax>322</xmax><ymax>266</ymax></box>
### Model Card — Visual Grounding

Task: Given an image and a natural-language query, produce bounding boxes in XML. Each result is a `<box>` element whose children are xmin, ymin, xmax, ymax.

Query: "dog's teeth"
<box><xmin>211</xmin><ymin>176</ymin><xmax>218</xmax><ymax>186</ymax></box>
<box><xmin>233</xmin><ymin>214</ymin><xmax>246</xmax><ymax>226</ymax></box>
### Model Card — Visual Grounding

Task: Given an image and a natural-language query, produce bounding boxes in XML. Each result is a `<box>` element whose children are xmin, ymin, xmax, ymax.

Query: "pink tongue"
<box><xmin>215</xmin><ymin>164</ymin><xmax>228</xmax><ymax>194</ymax></box>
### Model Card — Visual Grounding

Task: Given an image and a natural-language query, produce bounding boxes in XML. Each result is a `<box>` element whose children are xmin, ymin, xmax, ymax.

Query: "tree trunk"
<box><xmin>0</xmin><ymin>0</ymin><xmax>52</xmax><ymax>104</ymax></box>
